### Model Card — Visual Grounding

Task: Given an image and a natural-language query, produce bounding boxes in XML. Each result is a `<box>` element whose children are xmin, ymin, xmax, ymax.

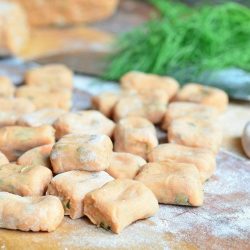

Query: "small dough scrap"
<box><xmin>162</xmin><ymin>102</ymin><xmax>218</xmax><ymax>130</ymax></box>
<box><xmin>0</xmin><ymin>76</ymin><xmax>15</xmax><ymax>97</ymax></box>
<box><xmin>106</xmin><ymin>152</ymin><xmax>146</xmax><ymax>179</ymax></box>
<box><xmin>16</xmin><ymin>85</ymin><xmax>72</xmax><ymax>110</ymax></box>
<box><xmin>121</xmin><ymin>71</ymin><xmax>179</xmax><ymax>100</ymax></box>
<box><xmin>0</xmin><ymin>125</ymin><xmax>55</xmax><ymax>161</ymax></box>
<box><xmin>0</xmin><ymin>151</ymin><xmax>9</xmax><ymax>166</ymax></box>
<box><xmin>18</xmin><ymin>108</ymin><xmax>66</xmax><ymax>127</ymax></box>
<box><xmin>17</xmin><ymin>144</ymin><xmax>53</xmax><ymax>168</ymax></box>
<box><xmin>53</xmin><ymin>110</ymin><xmax>115</xmax><ymax>139</ymax></box>
<box><xmin>114</xmin><ymin>117</ymin><xmax>158</xmax><ymax>159</ymax></box>
<box><xmin>135</xmin><ymin>161</ymin><xmax>203</xmax><ymax>206</ymax></box>
<box><xmin>47</xmin><ymin>170</ymin><xmax>113</xmax><ymax>219</ymax></box>
<box><xmin>0</xmin><ymin>97</ymin><xmax>35</xmax><ymax>127</ymax></box>
<box><xmin>25</xmin><ymin>64</ymin><xmax>73</xmax><ymax>89</ymax></box>
<box><xmin>168</xmin><ymin>117</ymin><xmax>222</xmax><ymax>154</ymax></box>
<box><xmin>148</xmin><ymin>143</ymin><xmax>216</xmax><ymax>183</ymax></box>
<box><xmin>113</xmin><ymin>90</ymin><xmax>168</xmax><ymax>124</ymax></box>
<box><xmin>0</xmin><ymin>192</ymin><xmax>64</xmax><ymax>232</ymax></box>
<box><xmin>84</xmin><ymin>179</ymin><xmax>159</xmax><ymax>234</ymax></box>
<box><xmin>0</xmin><ymin>1</ymin><xmax>29</xmax><ymax>55</ymax></box>
<box><xmin>0</xmin><ymin>163</ymin><xmax>52</xmax><ymax>196</ymax></box>
<box><xmin>242</xmin><ymin>121</ymin><xmax>250</xmax><ymax>158</ymax></box>
<box><xmin>51</xmin><ymin>134</ymin><xmax>113</xmax><ymax>173</ymax></box>
<box><xmin>175</xmin><ymin>83</ymin><xmax>228</xmax><ymax>112</ymax></box>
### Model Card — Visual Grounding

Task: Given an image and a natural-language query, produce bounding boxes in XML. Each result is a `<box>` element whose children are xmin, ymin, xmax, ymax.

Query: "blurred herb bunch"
<box><xmin>104</xmin><ymin>0</ymin><xmax>250</xmax><ymax>84</ymax></box>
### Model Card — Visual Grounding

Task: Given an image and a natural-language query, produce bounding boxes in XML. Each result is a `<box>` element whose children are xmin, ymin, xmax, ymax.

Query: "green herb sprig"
<box><xmin>104</xmin><ymin>1</ymin><xmax>250</xmax><ymax>83</ymax></box>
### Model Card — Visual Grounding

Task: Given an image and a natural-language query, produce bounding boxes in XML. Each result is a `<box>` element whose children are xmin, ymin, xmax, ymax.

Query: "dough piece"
<box><xmin>84</xmin><ymin>179</ymin><xmax>159</xmax><ymax>234</ymax></box>
<box><xmin>106</xmin><ymin>152</ymin><xmax>146</xmax><ymax>179</ymax></box>
<box><xmin>51</xmin><ymin>134</ymin><xmax>113</xmax><ymax>173</ymax></box>
<box><xmin>0</xmin><ymin>1</ymin><xmax>29</xmax><ymax>55</ymax></box>
<box><xmin>148</xmin><ymin>143</ymin><xmax>216</xmax><ymax>182</ymax></box>
<box><xmin>168</xmin><ymin>117</ymin><xmax>222</xmax><ymax>154</ymax></box>
<box><xmin>242</xmin><ymin>121</ymin><xmax>250</xmax><ymax>158</ymax></box>
<box><xmin>175</xmin><ymin>83</ymin><xmax>229</xmax><ymax>112</ymax></box>
<box><xmin>18</xmin><ymin>108</ymin><xmax>66</xmax><ymax>127</ymax></box>
<box><xmin>17</xmin><ymin>144</ymin><xmax>53</xmax><ymax>168</ymax></box>
<box><xmin>121</xmin><ymin>71</ymin><xmax>179</xmax><ymax>100</ymax></box>
<box><xmin>0</xmin><ymin>125</ymin><xmax>55</xmax><ymax>161</ymax></box>
<box><xmin>25</xmin><ymin>64</ymin><xmax>73</xmax><ymax>89</ymax></box>
<box><xmin>0</xmin><ymin>76</ymin><xmax>15</xmax><ymax>97</ymax></box>
<box><xmin>135</xmin><ymin>161</ymin><xmax>203</xmax><ymax>206</ymax></box>
<box><xmin>47</xmin><ymin>170</ymin><xmax>113</xmax><ymax>219</ymax></box>
<box><xmin>0</xmin><ymin>192</ymin><xmax>64</xmax><ymax>232</ymax></box>
<box><xmin>114</xmin><ymin>117</ymin><xmax>158</xmax><ymax>159</ymax></box>
<box><xmin>92</xmin><ymin>92</ymin><xmax>120</xmax><ymax>118</ymax></box>
<box><xmin>53</xmin><ymin>110</ymin><xmax>115</xmax><ymax>139</ymax></box>
<box><xmin>13</xmin><ymin>0</ymin><xmax>119</xmax><ymax>27</ymax></box>
<box><xmin>113</xmin><ymin>90</ymin><xmax>168</xmax><ymax>124</ymax></box>
<box><xmin>162</xmin><ymin>102</ymin><xmax>218</xmax><ymax>130</ymax></box>
<box><xmin>0</xmin><ymin>97</ymin><xmax>35</xmax><ymax>127</ymax></box>
<box><xmin>0</xmin><ymin>151</ymin><xmax>9</xmax><ymax>166</ymax></box>
<box><xmin>16</xmin><ymin>85</ymin><xmax>72</xmax><ymax>110</ymax></box>
<box><xmin>0</xmin><ymin>163</ymin><xmax>52</xmax><ymax>196</ymax></box>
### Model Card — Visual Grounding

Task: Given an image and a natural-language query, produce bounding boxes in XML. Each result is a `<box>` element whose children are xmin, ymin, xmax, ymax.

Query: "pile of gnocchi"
<box><xmin>0</xmin><ymin>66</ymin><xmax>228</xmax><ymax>234</ymax></box>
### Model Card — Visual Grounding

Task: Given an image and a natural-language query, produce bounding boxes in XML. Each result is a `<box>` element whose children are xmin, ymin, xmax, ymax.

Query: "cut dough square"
<box><xmin>0</xmin><ymin>151</ymin><xmax>9</xmax><ymax>166</ymax></box>
<box><xmin>106</xmin><ymin>152</ymin><xmax>146</xmax><ymax>179</ymax></box>
<box><xmin>84</xmin><ymin>179</ymin><xmax>159</xmax><ymax>234</ymax></box>
<box><xmin>47</xmin><ymin>170</ymin><xmax>113</xmax><ymax>219</ymax></box>
<box><xmin>0</xmin><ymin>1</ymin><xmax>29</xmax><ymax>55</ymax></box>
<box><xmin>0</xmin><ymin>125</ymin><xmax>55</xmax><ymax>161</ymax></box>
<box><xmin>161</xmin><ymin>102</ymin><xmax>218</xmax><ymax>130</ymax></box>
<box><xmin>168</xmin><ymin>117</ymin><xmax>222</xmax><ymax>154</ymax></box>
<box><xmin>18</xmin><ymin>108</ymin><xmax>66</xmax><ymax>127</ymax></box>
<box><xmin>175</xmin><ymin>83</ymin><xmax>228</xmax><ymax>112</ymax></box>
<box><xmin>16</xmin><ymin>85</ymin><xmax>72</xmax><ymax>110</ymax></box>
<box><xmin>0</xmin><ymin>163</ymin><xmax>52</xmax><ymax>196</ymax></box>
<box><xmin>53</xmin><ymin>110</ymin><xmax>115</xmax><ymax>139</ymax></box>
<box><xmin>135</xmin><ymin>161</ymin><xmax>203</xmax><ymax>206</ymax></box>
<box><xmin>17</xmin><ymin>144</ymin><xmax>53</xmax><ymax>169</ymax></box>
<box><xmin>148</xmin><ymin>143</ymin><xmax>216</xmax><ymax>183</ymax></box>
<box><xmin>114</xmin><ymin>117</ymin><xmax>158</xmax><ymax>159</ymax></box>
<box><xmin>121</xmin><ymin>71</ymin><xmax>179</xmax><ymax>100</ymax></box>
<box><xmin>50</xmin><ymin>134</ymin><xmax>113</xmax><ymax>173</ymax></box>
<box><xmin>0</xmin><ymin>192</ymin><xmax>64</xmax><ymax>232</ymax></box>
<box><xmin>0</xmin><ymin>76</ymin><xmax>15</xmax><ymax>97</ymax></box>
<box><xmin>25</xmin><ymin>64</ymin><xmax>73</xmax><ymax>89</ymax></box>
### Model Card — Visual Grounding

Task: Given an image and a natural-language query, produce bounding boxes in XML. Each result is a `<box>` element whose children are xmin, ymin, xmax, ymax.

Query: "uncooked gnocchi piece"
<box><xmin>17</xmin><ymin>144</ymin><xmax>54</xmax><ymax>169</ymax></box>
<box><xmin>168</xmin><ymin>117</ymin><xmax>222</xmax><ymax>154</ymax></box>
<box><xmin>0</xmin><ymin>192</ymin><xmax>64</xmax><ymax>232</ymax></box>
<box><xmin>18</xmin><ymin>108</ymin><xmax>66</xmax><ymax>127</ymax></box>
<box><xmin>175</xmin><ymin>83</ymin><xmax>228</xmax><ymax>112</ymax></box>
<box><xmin>148</xmin><ymin>143</ymin><xmax>216</xmax><ymax>183</ymax></box>
<box><xmin>135</xmin><ymin>161</ymin><xmax>203</xmax><ymax>206</ymax></box>
<box><xmin>16</xmin><ymin>85</ymin><xmax>72</xmax><ymax>110</ymax></box>
<box><xmin>47</xmin><ymin>170</ymin><xmax>113</xmax><ymax>219</ymax></box>
<box><xmin>0</xmin><ymin>163</ymin><xmax>52</xmax><ymax>196</ymax></box>
<box><xmin>114</xmin><ymin>117</ymin><xmax>158</xmax><ymax>159</ymax></box>
<box><xmin>53</xmin><ymin>110</ymin><xmax>115</xmax><ymax>139</ymax></box>
<box><xmin>0</xmin><ymin>125</ymin><xmax>55</xmax><ymax>161</ymax></box>
<box><xmin>0</xmin><ymin>151</ymin><xmax>9</xmax><ymax>166</ymax></box>
<box><xmin>25</xmin><ymin>64</ymin><xmax>73</xmax><ymax>89</ymax></box>
<box><xmin>84</xmin><ymin>179</ymin><xmax>159</xmax><ymax>234</ymax></box>
<box><xmin>121</xmin><ymin>71</ymin><xmax>179</xmax><ymax>100</ymax></box>
<box><xmin>161</xmin><ymin>102</ymin><xmax>218</xmax><ymax>130</ymax></box>
<box><xmin>106</xmin><ymin>152</ymin><xmax>146</xmax><ymax>179</ymax></box>
<box><xmin>50</xmin><ymin>134</ymin><xmax>113</xmax><ymax>173</ymax></box>
<box><xmin>0</xmin><ymin>76</ymin><xmax>15</xmax><ymax>97</ymax></box>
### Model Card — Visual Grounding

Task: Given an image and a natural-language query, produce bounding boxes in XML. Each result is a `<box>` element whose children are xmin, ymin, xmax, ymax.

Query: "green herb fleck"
<box><xmin>175</xmin><ymin>193</ymin><xmax>191</xmax><ymax>206</ymax></box>
<box><xmin>100</xmin><ymin>222</ymin><xmax>111</xmax><ymax>231</ymax></box>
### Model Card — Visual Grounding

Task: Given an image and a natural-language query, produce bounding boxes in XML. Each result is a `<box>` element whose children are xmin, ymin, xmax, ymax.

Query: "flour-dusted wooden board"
<box><xmin>0</xmin><ymin>150</ymin><xmax>249</xmax><ymax>250</ymax></box>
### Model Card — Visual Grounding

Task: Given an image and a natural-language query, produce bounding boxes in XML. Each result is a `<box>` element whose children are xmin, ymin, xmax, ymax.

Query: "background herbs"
<box><xmin>104</xmin><ymin>1</ymin><xmax>250</xmax><ymax>85</ymax></box>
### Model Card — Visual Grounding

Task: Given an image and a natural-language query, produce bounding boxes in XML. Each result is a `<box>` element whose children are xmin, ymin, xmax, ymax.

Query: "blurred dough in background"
<box><xmin>12</xmin><ymin>0</ymin><xmax>119</xmax><ymax>27</ymax></box>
